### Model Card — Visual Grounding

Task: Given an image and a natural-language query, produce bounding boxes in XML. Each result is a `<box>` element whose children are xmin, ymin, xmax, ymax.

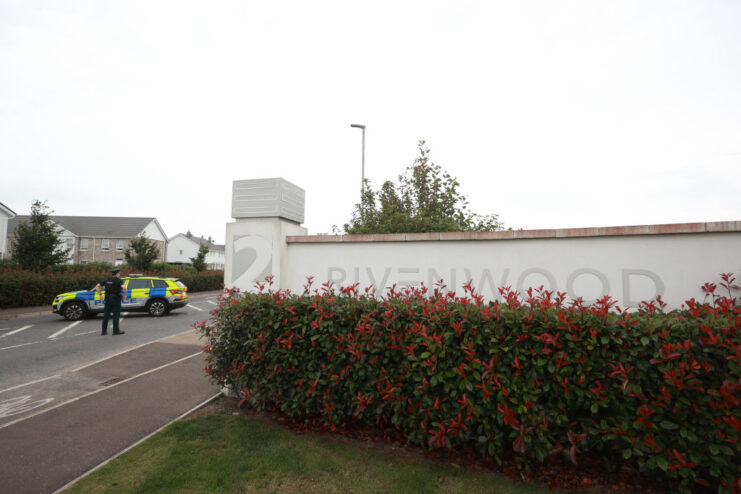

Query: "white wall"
<box><xmin>167</xmin><ymin>235</ymin><xmax>198</xmax><ymax>263</ymax></box>
<box><xmin>142</xmin><ymin>220</ymin><xmax>166</xmax><ymax>242</ymax></box>
<box><xmin>223</xmin><ymin>177</ymin><xmax>741</xmax><ymax>309</ymax></box>
<box><xmin>0</xmin><ymin>210</ymin><xmax>9</xmax><ymax>258</ymax></box>
<box><xmin>56</xmin><ymin>226</ymin><xmax>76</xmax><ymax>264</ymax></box>
<box><xmin>277</xmin><ymin>227</ymin><xmax>740</xmax><ymax>310</ymax></box>
<box><xmin>206</xmin><ymin>248</ymin><xmax>225</xmax><ymax>269</ymax></box>
<box><xmin>167</xmin><ymin>234</ymin><xmax>224</xmax><ymax>268</ymax></box>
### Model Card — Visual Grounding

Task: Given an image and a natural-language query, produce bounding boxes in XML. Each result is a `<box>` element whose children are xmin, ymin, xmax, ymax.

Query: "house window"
<box><xmin>179</xmin><ymin>250</ymin><xmax>183</xmax><ymax>255</ymax></box>
<box><xmin>80</xmin><ymin>238</ymin><xmax>89</xmax><ymax>251</ymax></box>
<box><xmin>116</xmin><ymin>240</ymin><xmax>124</xmax><ymax>251</ymax></box>
<box><xmin>114</xmin><ymin>259</ymin><xmax>124</xmax><ymax>266</ymax></box>
<box><xmin>66</xmin><ymin>238</ymin><xmax>74</xmax><ymax>250</ymax></box>
<box><xmin>101</xmin><ymin>239</ymin><xmax>110</xmax><ymax>251</ymax></box>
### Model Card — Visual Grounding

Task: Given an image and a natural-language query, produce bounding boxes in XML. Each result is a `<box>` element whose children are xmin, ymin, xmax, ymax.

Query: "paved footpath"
<box><xmin>0</xmin><ymin>330</ymin><xmax>222</xmax><ymax>494</ymax></box>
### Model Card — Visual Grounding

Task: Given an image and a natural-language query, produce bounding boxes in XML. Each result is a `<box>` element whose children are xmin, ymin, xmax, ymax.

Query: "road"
<box><xmin>0</xmin><ymin>292</ymin><xmax>220</xmax><ymax>429</ymax></box>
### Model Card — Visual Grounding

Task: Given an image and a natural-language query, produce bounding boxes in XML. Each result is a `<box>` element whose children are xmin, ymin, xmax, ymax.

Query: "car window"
<box><xmin>152</xmin><ymin>279</ymin><xmax>168</xmax><ymax>288</ymax></box>
<box><xmin>176</xmin><ymin>280</ymin><xmax>186</xmax><ymax>289</ymax></box>
<box><xmin>127</xmin><ymin>279</ymin><xmax>152</xmax><ymax>289</ymax></box>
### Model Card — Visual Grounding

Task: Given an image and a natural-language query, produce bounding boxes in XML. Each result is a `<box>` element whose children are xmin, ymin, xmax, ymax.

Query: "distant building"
<box><xmin>6</xmin><ymin>216</ymin><xmax>167</xmax><ymax>265</ymax></box>
<box><xmin>167</xmin><ymin>232</ymin><xmax>225</xmax><ymax>270</ymax></box>
<box><xmin>0</xmin><ymin>202</ymin><xmax>17</xmax><ymax>259</ymax></box>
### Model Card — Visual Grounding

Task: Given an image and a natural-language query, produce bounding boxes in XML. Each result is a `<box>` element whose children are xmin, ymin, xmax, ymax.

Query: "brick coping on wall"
<box><xmin>286</xmin><ymin>221</ymin><xmax>741</xmax><ymax>244</ymax></box>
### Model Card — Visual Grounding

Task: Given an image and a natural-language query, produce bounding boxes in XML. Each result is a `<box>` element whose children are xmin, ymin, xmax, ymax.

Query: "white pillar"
<box><xmin>224</xmin><ymin>178</ymin><xmax>307</xmax><ymax>292</ymax></box>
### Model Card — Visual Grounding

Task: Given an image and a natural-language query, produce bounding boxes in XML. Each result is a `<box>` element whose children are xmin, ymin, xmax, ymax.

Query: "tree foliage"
<box><xmin>343</xmin><ymin>141</ymin><xmax>503</xmax><ymax>234</ymax></box>
<box><xmin>190</xmin><ymin>244</ymin><xmax>209</xmax><ymax>272</ymax></box>
<box><xmin>11</xmin><ymin>200</ymin><xmax>69</xmax><ymax>270</ymax></box>
<box><xmin>124</xmin><ymin>235</ymin><xmax>160</xmax><ymax>271</ymax></box>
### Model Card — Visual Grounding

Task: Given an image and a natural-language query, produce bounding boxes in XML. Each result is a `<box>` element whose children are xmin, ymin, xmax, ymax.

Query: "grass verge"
<box><xmin>63</xmin><ymin>413</ymin><xmax>556</xmax><ymax>493</ymax></box>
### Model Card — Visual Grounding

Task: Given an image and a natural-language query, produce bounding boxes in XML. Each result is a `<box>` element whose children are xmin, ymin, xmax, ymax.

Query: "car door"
<box><xmin>87</xmin><ymin>287</ymin><xmax>105</xmax><ymax>313</ymax></box>
<box><xmin>124</xmin><ymin>278</ymin><xmax>152</xmax><ymax>310</ymax></box>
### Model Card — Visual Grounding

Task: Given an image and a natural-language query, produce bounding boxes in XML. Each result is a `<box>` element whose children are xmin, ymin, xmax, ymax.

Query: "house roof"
<box><xmin>169</xmin><ymin>232</ymin><xmax>225</xmax><ymax>252</ymax></box>
<box><xmin>0</xmin><ymin>202</ymin><xmax>16</xmax><ymax>217</ymax></box>
<box><xmin>8</xmin><ymin>216</ymin><xmax>159</xmax><ymax>238</ymax></box>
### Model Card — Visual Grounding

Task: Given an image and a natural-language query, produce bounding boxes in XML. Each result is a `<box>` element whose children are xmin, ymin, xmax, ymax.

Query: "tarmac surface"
<box><xmin>0</xmin><ymin>299</ymin><xmax>223</xmax><ymax>494</ymax></box>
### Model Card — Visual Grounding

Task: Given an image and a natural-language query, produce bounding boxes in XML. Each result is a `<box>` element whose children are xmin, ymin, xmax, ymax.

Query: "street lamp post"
<box><xmin>350</xmin><ymin>124</ymin><xmax>366</xmax><ymax>193</ymax></box>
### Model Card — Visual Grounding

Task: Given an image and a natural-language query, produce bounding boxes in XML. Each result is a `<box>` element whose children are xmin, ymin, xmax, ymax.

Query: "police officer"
<box><xmin>96</xmin><ymin>268</ymin><xmax>127</xmax><ymax>335</ymax></box>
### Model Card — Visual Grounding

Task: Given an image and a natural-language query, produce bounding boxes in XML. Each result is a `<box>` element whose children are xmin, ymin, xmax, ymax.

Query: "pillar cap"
<box><xmin>231</xmin><ymin>178</ymin><xmax>305</xmax><ymax>224</ymax></box>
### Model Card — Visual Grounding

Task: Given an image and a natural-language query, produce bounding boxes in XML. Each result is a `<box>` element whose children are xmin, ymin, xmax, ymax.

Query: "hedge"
<box><xmin>198</xmin><ymin>275</ymin><xmax>741</xmax><ymax>493</ymax></box>
<box><xmin>0</xmin><ymin>266</ymin><xmax>224</xmax><ymax>308</ymax></box>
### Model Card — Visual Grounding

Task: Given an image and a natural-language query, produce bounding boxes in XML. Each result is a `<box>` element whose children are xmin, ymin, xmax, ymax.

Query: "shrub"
<box><xmin>0</xmin><ymin>258</ymin><xmax>19</xmax><ymax>269</ymax></box>
<box><xmin>177</xmin><ymin>270</ymin><xmax>223</xmax><ymax>292</ymax></box>
<box><xmin>198</xmin><ymin>276</ymin><xmax>741</xmax><ymax>493</ymax></box>
<box><xmin>0</xmin><ymin>266</ymin><xmax>223</xmax><ymax>307</ymax></box>
<box><xmin>48</xmin><ymin>262</ymin><xmax>113</xmax><ymax>273</ymax></box>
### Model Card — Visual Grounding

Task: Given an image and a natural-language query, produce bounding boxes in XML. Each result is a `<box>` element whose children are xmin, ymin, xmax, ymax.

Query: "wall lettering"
<box><xmin>566</xmin><ymin>268</ymin><xmax>610</xmax><ymax>303</ymax></box>
<box><xmin>516</xmin><ymin>268</ymin><xmax>557</xmax><ymax>293</ymax></box>
<box><xmin>622</xmin><ymin>269</ymin><xmax>665</xmax><ymax>307</ymax></box>
<box><xmin>325</xmin><ymin>265</ymin><xmax>666</xmax><ymax>307</ymax></box>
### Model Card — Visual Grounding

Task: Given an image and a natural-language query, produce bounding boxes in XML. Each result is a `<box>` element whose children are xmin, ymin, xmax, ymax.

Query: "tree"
<box><xmin>343</xmin><ymin>141</ymin><xmax>504</xmax><ymax>234</ymax></box>
<box><xmin>124</xmin><ymin>235</ymin><xmax>160</xmax><ymax>271</ymax></box>
<box><xmin>190</xmin><ymin>244</ymin><xmax>209</xmax><ymax>272</ymax></box>
<box><xmin>12</xmin><ymin>200</ymin><xmax>69</xmax><ymax>270</ymax></box>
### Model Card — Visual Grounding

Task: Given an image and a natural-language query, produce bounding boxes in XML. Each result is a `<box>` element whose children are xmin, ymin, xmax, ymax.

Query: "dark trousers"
<box><xmin>102</xmin><ymin>298</ymin><xmax>122</xmax><ymax>334</ymax></box>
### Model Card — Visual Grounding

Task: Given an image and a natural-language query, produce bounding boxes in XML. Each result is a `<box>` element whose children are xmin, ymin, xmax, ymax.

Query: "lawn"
<box><xmin>63</xmin><ymin>412</ymin><xmax>558</xmax><ymax>494</ymax></box>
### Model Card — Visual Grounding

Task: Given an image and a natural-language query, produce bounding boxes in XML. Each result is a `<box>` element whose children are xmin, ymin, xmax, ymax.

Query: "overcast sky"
<box><xmin>1</xmin><ymin>0</ymin><xmax>739</xmax><ymax>244</ymax></box>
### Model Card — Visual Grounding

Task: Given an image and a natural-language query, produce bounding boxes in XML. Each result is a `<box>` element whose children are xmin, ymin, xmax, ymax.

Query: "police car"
<box><xmin>52</xmin><ymin>275</ymin><xmax>189</xmax><ymax>321</ymax></box>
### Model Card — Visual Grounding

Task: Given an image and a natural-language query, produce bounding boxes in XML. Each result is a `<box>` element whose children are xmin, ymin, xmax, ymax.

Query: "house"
<box><xmin>0</xmin><ymin>202</ymin><xmax>17</xmax><ymax>259</ymax></box>
<box><xmin>6</xmin><ymin>216</ymin><xmax>168</xmax><ymax>266</ymax></box>
<box><xmin>167</xmin><ymin>232</ymin><xmax>225</xmax><ymax>270</ymax></box>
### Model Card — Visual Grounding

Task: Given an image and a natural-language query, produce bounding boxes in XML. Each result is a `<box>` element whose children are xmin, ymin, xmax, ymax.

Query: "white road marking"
<box><xmin>0</xmin><ymin>395</ymin><xmax>55</xmax><ymax>419</ymax></box>
<box><xmin>0</xmin><ymin>325</ymin><xmax>32</xmax><ymax>338</ymax></box>
<box><xmin>71</xmin><ymin>328</ymin><xmax>195</xmax><ymax>372</ymax></box>
<box><xmin>48</xmin><ymin>321</ymin><xmax>82</xmax><ymax>339</ymax></box>
<box><xmin>206</xmin><ymin>300</ymin><xmax>218</xmax><ymax>306</ymax></box>
<box><xmin>0</xmin><ymin>375</ymin><xmax>61</xmax><ymax>395</ymax></box>
<box><xmin>0</xmin><ymin>341</ymin><xmax>37</xmax><ymax>352</ymax></box>
<box><xmin>188</xmin><ymin>304</ymin><xmax>204</xmax><ymax>311</ymax></box>
<box><xmin>73</xmin><ymin>330</ymin><xmax>99</xmax><ymax>337</ymax></box>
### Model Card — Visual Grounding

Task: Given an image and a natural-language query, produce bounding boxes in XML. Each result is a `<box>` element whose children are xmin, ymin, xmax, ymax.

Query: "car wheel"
<box><xmin>62</xmin><ymin>301</ymin><xmax>87</xmax><ymax>321</ymax></box>
<box><xmin>147</xmin><ymin>299</ymin><xmax>169</xmax><ymax>317</ymax></box>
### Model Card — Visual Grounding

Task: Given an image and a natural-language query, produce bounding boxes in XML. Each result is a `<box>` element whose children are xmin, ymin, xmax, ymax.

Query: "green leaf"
<box><xmin>640</xmin><ymin>336</ymin><xmax>650</xmax><ymax>346</ymax></box>
<box><xmin>655</xmin><ymin>456</ymin><xmax>669</xmax><ymax>472</ymax></box>
<box><xmin>420</xmin><ymin>351</ymin><xmax>431</xmax><ymax>359</ymax></box>
<box><xmin>622</xmin><ymin>448</ymin><xmax>633</xmax><ymax>460</ymax></box>
<box><xmin>659</xmin><ymin>421</ymin><xmax>679</xmax><ymax>430</ymax></box>
<box><xmin>709</xmin><ymin>444</ymin><xmax>720</xmax><ymax>455</ymax></box>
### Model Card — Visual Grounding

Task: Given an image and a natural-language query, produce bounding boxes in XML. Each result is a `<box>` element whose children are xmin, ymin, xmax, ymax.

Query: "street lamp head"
<box><xmin>350</xmin><ymin>124</ymin><xmax>366</xmax><ymax>129</ymax></box>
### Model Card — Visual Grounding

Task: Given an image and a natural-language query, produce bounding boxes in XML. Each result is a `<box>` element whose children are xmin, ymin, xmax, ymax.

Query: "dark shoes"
<box><xmin>101</xmin><ymin>332</ymin><xmax>108</xmax><ymax>336</ymax></box>
<box><xmin>112</xmin><ymin>331</ymin><xmax>125</xmax><ymax>335</ymax></box>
